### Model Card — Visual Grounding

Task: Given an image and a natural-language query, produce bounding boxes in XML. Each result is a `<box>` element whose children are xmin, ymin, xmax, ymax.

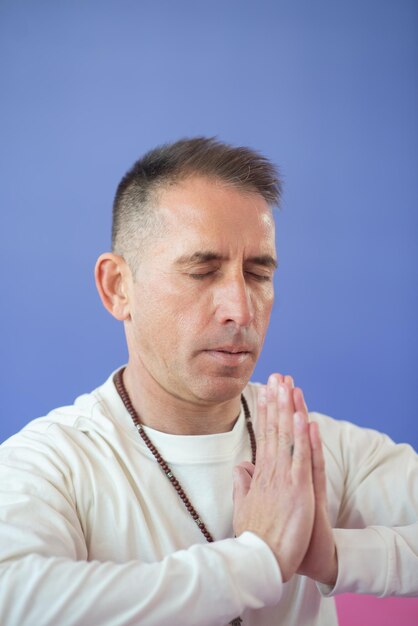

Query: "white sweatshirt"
<box><xmin>0</xmin><ymin>370</ymin><xmax>417</xmax><ymax>625</ymax></box>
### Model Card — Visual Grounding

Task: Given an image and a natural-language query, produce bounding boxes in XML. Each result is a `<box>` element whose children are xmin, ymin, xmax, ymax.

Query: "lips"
<box><xmin>210</xmin><ymin>345</ymin><xmax>252</xmax><ymax>354</ymax></box>
<box><xmin>203</xmin><ymin>346</ymin><xmax>252</xmax><ymax>366</ymax></box>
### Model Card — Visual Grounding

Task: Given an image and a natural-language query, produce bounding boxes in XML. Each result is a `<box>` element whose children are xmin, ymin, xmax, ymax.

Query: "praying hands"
<box><xmin>233</xmin><ymin>373</ymin><xmax>338</xmax><ymax>586</ymax></box>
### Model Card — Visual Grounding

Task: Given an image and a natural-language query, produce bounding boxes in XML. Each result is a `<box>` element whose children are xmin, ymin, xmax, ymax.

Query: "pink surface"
<box><xmin>336</xmin><ymin>595</ymin><xmax>418</xmax><ymax>626</ymax></box>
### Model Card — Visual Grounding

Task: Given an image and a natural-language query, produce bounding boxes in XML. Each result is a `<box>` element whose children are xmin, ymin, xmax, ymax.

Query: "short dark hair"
<box><xmin>112</xmin><ymin>137</ymin><xmax>282</xmax><ymax>269</ymax></box>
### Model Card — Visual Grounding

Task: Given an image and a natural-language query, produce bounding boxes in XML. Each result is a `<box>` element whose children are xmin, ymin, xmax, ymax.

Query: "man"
<box><xmin>0</xmin><ymin>137</ymin><xmax>417</xmax><ymax>626</ymax></box>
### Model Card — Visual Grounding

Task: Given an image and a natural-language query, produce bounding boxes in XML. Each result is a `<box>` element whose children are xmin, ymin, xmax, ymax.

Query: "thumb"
<box><xmin>233</xmin><ymin>463</ymin><xmax>253</xmax><ymax>504</ymax></box>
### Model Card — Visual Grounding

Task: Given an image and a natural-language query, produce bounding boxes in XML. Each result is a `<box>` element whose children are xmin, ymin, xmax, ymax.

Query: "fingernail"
<box><xmin>278</xmin><ymin>383</ymin><xmax>287</xmax><ymax>398</ymax></box>
<box><xmin>267</xmin><ymin>376</ymin><xmax>278</xmax><ymax>401</ymax></box>
<box><xmin>284</xmin><ymin>375</ymin><xmax>294</xmax><ymax>388</ymax></box>
<box><xmin>258</xmin><ymin>387</ymin><xmax>267</xmax><ymax>405</ymax></box>
<box><xmin>268</xmin><ymin>375</ymin><xmax>278</xmax><ymax>389</ymax></box>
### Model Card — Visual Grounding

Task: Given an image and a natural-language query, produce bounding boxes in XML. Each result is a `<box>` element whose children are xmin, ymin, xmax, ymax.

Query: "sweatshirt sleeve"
<box><xmin>313</xmin><ymin>413</ymin><xmax>418</xmax><ymax>598</ymax></box>
<box><xmin>0</xmin><ymin>426</ymin><xmax>282</xmax><ymax>626</ymax></box>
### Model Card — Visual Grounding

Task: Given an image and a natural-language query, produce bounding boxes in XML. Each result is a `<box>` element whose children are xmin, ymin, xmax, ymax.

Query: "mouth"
<box><xmin>202</xmin><ymin>347</ymin><xmax>252</xmax><ymax>367</ymax></box>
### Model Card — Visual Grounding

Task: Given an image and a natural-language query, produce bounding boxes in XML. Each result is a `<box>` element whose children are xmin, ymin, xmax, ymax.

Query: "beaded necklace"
<box><xmin>114</xmin><ymin>367</ymin><xmax>257</xmax><ymax>625</ymax></box>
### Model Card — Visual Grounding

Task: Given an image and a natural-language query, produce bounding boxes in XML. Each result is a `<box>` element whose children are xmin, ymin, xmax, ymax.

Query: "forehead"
<box><xmin>154</xmin><ymin>176</ymin><xmax>276</xmax><ymax>255</ymax></box>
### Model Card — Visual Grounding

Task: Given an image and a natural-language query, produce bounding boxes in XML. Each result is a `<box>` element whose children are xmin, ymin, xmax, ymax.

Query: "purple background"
<box><xmin>1</xmin><ymin>1</ymin><xmax>417</xmax><ymax>622</ymax></box>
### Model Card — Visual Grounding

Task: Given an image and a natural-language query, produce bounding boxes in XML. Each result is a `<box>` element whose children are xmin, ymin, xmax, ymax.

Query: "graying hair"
<box><xmin>112</xmin><ymin>137</ymin><xmax>282</xmax><ymax>270</ymax></box>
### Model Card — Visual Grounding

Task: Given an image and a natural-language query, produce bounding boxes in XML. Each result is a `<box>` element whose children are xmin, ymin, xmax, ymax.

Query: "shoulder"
<box><xmin>309</xmin><ymin>411</ymin><xmax>417</xmax><ymax>470</ymax></box>
<box><xmin>0</xmin><ymin>369</ymin><xmax>125</xmax><ymax>461</ymax></box>
<box><xmin>245</xmin><ymin>381</ymin><xmax>417</xmax><ymax>468</ymax></box>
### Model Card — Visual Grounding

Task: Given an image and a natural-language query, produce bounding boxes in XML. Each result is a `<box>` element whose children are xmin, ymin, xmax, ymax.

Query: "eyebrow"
<box><xmin>174</xmin><ymin>250</ymin><xmax>278</xmax><ymax>269</ymax></box>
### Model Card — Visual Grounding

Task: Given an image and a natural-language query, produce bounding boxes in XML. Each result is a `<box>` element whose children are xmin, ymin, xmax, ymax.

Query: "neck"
<box><xmin>122</xmin><ymin>362</ymin><xmax>243</xmax><ymax>435</ymax></box>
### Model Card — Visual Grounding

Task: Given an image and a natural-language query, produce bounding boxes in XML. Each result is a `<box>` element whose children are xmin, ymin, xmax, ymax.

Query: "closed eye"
<box><xmin>188</xmin><ymin>270</ymin><xmax>272</xmax><ymax>282</ymax></box>
<box><xmin>246</xmin><ymin>272</ymin><xmax>272</xmax><ymax>282</ymax></box>
<box><xmin>188</xmin><ymin>270</ymin><xmax>218</xmax><ymax>280</ymax></box>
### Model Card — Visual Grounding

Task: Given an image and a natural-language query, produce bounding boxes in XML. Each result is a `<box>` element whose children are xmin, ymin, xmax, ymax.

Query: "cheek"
<box><xmin>131</xmin><ymin>287</ymin><xmax>192</xmax><ymax>347</ymax></box>
<box><xmin>253</xmin><ymin>285</ymin><xmax>274</xmax><ymax>323</ymax></box>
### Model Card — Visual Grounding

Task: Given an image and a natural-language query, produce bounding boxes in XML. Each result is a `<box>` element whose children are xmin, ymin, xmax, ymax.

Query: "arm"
<box><xmin>317</xmin><ymin>416</ymin><xmax>418</xmax><ymax>597</ymax></box>
<box><xmin>289</xmin><ymin>380</ymin><xmax>418</xmax><ymax>596</ymax></box>
<box><xmin>0</xmin><ymin>426</ymin><xmax>281</xmax><ymax>626</ymax></box>
<box><xmin>0</xmin><ymin>379</ymin><xmax>319</xmax><ymax>626</ymax></box>
<box><xmin>240</xmin><ymin>374</ymin><xmax>418</xmax><ymax>597</ymax></box>
<box><xmin>288</xmin><ymin>375</ymin><xmax>418</xmax><ymax>596</ymax></box>
<box><xmin>0</xmin><ymin>536</ymin><xmax>279</xmax><ymax>626</ymax></box>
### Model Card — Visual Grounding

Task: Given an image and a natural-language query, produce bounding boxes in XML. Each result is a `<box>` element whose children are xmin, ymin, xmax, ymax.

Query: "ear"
<box><xmin>95</xmin><ymin>253</ymin><xmax>131</xmax><ymax>321</ymax></box>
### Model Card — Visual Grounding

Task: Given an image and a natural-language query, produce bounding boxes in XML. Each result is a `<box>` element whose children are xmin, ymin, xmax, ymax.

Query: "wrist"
<box><xmin>318</xmin><ymin>548</ymin><xmax>338</xmax><ymax>586</ymax></box>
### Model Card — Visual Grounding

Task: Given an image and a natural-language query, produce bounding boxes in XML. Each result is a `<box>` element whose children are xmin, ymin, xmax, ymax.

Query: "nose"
<box><xmin>214</xmin><ymin>272</ymin><xmax>255</xmax><ymax>328</ymax></box>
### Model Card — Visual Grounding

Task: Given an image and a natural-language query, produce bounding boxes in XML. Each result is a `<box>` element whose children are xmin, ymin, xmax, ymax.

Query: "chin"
<box><xmin>192</xmin><ymin>373</ymin><xmax>251</xmax><ymax>404</ymax></box>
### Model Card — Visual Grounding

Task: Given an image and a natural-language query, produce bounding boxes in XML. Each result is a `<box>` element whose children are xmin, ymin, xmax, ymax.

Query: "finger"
<box><xmin>277</xmin><ymin>382</ymin><xmax>295</xmax><ymax>463</ymax></box>
<box><xmin>291</xmin><ymin>410</ymin><xmax>312</xmax><ymax>482</ymax></box>
<box><xmin>255</xmin><ymin>385</ymin><xmax>268</xmax><ymax>460</ymax></box>
<box><xmin>239</xmin><ymin>461</ymin><xmax>256</xmax><ymax>477</ymax></box>
<box><xmin>293</xmin><ymin>387</ymin><xmax>308</xmax><ymax>417</ymax></box>
<box><xmin>271</xmin><ymin>373</ymin><xmax>285</xmax><ymax>385</ymax></box>
<box><xmin>265</xmin><ymin>375</ymin><xmax>280</xmax><ymax>459</ymax></box>
<box><xmin>232</xmin><ymin>465</ymin><xmax>253</xmax><ymax>504</ymax></box>
<box><xmin>284</xmin><ymin>374</ymin><xmax>294</xmax><ymax>389</ymax></box>
<box><xmin>309</xmin><ymin>421</ymin><xmax>327</xmax><ymax>505</ymax></box>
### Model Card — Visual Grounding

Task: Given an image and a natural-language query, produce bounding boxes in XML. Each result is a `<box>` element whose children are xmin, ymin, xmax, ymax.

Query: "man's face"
<box><xmin>124</xmin><ymin>175</ymin><xmax>277</xmax><ymax>405</ymax></box>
